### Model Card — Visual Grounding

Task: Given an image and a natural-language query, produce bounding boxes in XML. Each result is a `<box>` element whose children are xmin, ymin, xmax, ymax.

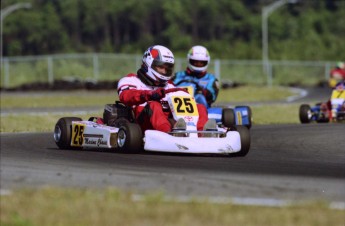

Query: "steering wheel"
<box><xmin>175</xmin><ymin>79</ymin><xmax>202</xmax><ymax>92</ymax></box>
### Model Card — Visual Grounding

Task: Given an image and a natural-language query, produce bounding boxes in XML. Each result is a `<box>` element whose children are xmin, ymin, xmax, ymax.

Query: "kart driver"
<box><xmin>117</xmin><ymin>45</ymin><xmax>214</xmax><ymax>134</ymax></box>
<box><xmin>321</xmin><ymin>80</ymin><xmax>345</xmax><ymax>113</ymax></box>
<box><xmin>173</xmin><ymin>45</ymin><xmax>219</xmax><ymax>108</ymax></box>
<box><xmin>329</xmin><ymin>61</ymin><xmax>345</xmax><ymax>88</ymax></box>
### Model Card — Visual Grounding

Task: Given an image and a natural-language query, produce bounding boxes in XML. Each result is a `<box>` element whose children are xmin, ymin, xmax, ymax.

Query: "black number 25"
<box><xmin>174</xmin><ymin>97</ymin><xmax>194</xmax><ymax>113</ymax></box>
<box><xmin>73</xmin><ymin>125</ymin><xmax>84</xmax><ymax>145</ymax></box>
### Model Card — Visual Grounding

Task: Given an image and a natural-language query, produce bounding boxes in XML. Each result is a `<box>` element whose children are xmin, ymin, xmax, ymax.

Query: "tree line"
<box><xmin>2</xmin><ymin>0</ymin><xmax>345</xmax><ymax>60</ymax></box>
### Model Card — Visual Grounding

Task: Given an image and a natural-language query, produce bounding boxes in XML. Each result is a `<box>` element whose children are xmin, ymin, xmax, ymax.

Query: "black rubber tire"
<box><xmin>299</xmin><ymin>104</ymin><xmax>311</xmax><ymax>124</ymax></box>
<box><xmin>54</xmin><ymin>117</ymin><xmax>82</xmax><ymax>149</ymax></box>
<box><xmin>222</xmin><ymin>108</ymin><xmax>236</xmax><ymax>127</ymax></box>
<box><xmin>117</xmin><ymin>122</ymin><xmax>143</xmax><ymax>153</ymax></box>
<box><xmin>231</xmin><ymin>125</ymin><xmax>250</xmax><ymax>157</ymax></box>
<box><xmin>246</xmin><ymin>106</ymin><xmax>252</xmax><ymax>129</ymax></box>
<box><xmin>235</xmin><ymin>105</ymin><xmax>252</xmax><ymax>129</ymax></box>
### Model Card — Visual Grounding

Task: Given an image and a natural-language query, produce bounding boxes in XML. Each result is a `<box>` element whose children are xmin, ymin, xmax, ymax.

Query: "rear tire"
<box><xmin>117</xmin><ymin>122</ymin><xmax>143</xmax><ymax>153</ymax></box>
<box><xmin>231</xmin><ymin>125</ymin><xmax>250</xmax><ymax>157</ymax></box>
<box><xmin>222</xmin><ymin>108</ymin><xmax>236</xmax><ymax>127</ymax></box>
<box><xmin>54</xmin><ymin>117</ymin><xmax>82</xmax><ymax>149</ymax></box>
<box><xmin>247</xmin><ymin>106</ymin><xmax>252</xmax><ymax>129</ymax></box>
<box><xmin>299</xmin><ymin>104</ymin><xmax>311</xmax><ymax>123</ymax></box>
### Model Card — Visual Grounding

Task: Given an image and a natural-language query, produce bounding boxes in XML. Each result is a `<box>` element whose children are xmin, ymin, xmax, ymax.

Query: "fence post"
<box><xmin>135</xmin><ymin>55</ymin><xmax>141</xmax><ymax>69</ymax></box>
<box><xmin>47</xmin><ymin>56</ymin><xmax>54</xmax><ymax>84</ymax></box>
<box><xmin>93</xmin><ymin>53</ymin><xmax>99</xmax><ymax>82</ymax></box>
<box><xmin>214</xmin><ymin>59</ymin><xmax>220</xmax><ymax>81</ymax></box>
<box><xmin>3</xmin><ymin>58</ymin><xmax>9</xmax><ymax>88</ymax></box>
<box><xmin>175</xmin><ymin>58</ymin><xmax>182</xmax><ymax>72</ymax></box>
<box><xmin>267</xmin><ymin>62</ymin><xmax>273</xmax><ymax>87</ymax></box>
<box><xmin>324</xmin><ymin>62</ymin><xmax>330</xmax><ymax>80</ymax></box>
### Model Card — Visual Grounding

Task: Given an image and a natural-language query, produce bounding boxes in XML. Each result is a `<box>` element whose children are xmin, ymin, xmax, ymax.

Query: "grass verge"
<box><xmin>0</xmin><ymin>86</ymin><xmax>293</xmax><ymax>108</ymax></box>
<box><xmin>0</xmin><ymin>86</ymin><xmax>301</xmax><ymax>132</ymax></box>
<box><xmin>0</xmin><ymin>113</ymin><xmax>97</xmax><ymax>133</ymax></box>
<box><xmin>1</xmin><ymin>187</ymin><xmax>343</xmax><ymax>226</ymax></box>
<box><xmin>0</xmin><ymin>103</ymin><xmax>302</xmax><ymax>132</ymax></box>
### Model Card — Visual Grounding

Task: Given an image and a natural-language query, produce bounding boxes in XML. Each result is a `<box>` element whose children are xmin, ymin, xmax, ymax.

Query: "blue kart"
<box><xmin>175</xmin><ymin>80</ymin><xmax>252</xmax><ymax>129</ymax></box>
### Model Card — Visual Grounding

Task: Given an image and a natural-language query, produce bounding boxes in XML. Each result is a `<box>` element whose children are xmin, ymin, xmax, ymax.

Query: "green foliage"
<box><xmin>1</xmin><ymin>0</ymin><xmax>345</xmax><ymax>60</ymax></box>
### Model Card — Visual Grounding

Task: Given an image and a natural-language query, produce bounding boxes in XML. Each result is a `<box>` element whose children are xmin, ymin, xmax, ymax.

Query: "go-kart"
<box><xmin>174</xmin><ymin>79</ymin><xmax>252</xmax><ymax>129</ymax></box>
<box><xmin>54</xmin><ymin>90</ymin><xmax>251</xmax><ymax>156</ymax></box>
<box><xmin>299</xmin><ymin>86</ymin><xmax>345</xmax><ymax>123</ymax></box>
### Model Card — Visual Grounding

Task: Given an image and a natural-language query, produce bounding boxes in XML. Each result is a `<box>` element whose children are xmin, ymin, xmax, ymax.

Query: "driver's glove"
<box><xmin>147</xmin><ymin>88</ymin><xmax>166</xmax><ymax>101</ymax></box>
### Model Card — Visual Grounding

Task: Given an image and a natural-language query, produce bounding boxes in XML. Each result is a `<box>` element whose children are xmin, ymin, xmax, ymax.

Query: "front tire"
<box><xmin>231</xmin><ymin>125</ymin><xmax>250</xmax><ymax>157</ymax></box>
<box><xmin>299</xmin><ymin>104</ymin><xmax>311</xmax><ymax>123</ymax></box>
<box><xmin>245</xmin><ymin>106</ymin><xmax>253</xmax><ymax>129</ymax></box>
<box><xmin>117</xmin><ymin>122</ymin><xmax>143</xmax><ymax>153</ymax></box>
<box><xmin>54</xmin><ymin>117</ymin><xmax>82</xmax><ymax>149</ymax></box>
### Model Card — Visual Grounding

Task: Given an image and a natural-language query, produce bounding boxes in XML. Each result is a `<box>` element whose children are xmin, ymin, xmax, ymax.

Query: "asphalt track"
<box><xmin>1</xmin><ymin>123</ymin><xmax>344</xmax><ymax>202</ymax></box>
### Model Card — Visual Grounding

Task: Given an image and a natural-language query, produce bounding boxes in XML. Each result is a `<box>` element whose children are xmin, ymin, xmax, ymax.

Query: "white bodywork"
<box><xmin>147</xmin><ymin>90</ymin><xmax>242</xmax><ymax>153</ymax></box>
<box><xmin>72</xmin><ymin>121</ymin><xmax>242</xmax><ymax>154</ymax></box>
<box><xmin>144</xmin><ymin>130</ymin><xmax>241</xmax><ymax>154</ymax></box>
<box><xmin>71</xmin><ymin>121</ymin><xmax>119</xmax><ymax>149</ymax></box>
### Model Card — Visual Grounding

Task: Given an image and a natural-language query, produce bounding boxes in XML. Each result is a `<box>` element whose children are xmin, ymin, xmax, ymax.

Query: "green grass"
<box><xmin>0</xmin><ymin>104</ymin><xmax>302</xmax><ymax>132</ymax></box>
<box><xmin>0</xmin><ymin>86</ymin><xmax>293</xmax><ymax>108</ymax></box>
<box><xmin>1</xmin><ymin>90</ymin><xmax>117</xmax><ymax>108</ymax></box>
<box><xmin>252</xmin><ymin>104</ymin><xmax>300</xmax><ymax>124</ymax></box>
<box><xmin>217</xmin><ymin>86</ymin><xmax>294</xmax><ymax>102</ymax></box>
<box><xmin>0</xmin><ymin>86</ymin><xmax>300</xmax><ymax>132</ymax></box>
<box><xmin>1</xmin><ymin>188</ymin><xmax>343</xmax><ymax>226</ymax></box>
<box><xmin>0</xmin><ymin>113</ymin><xmax>98</xmax><ymax>133</ymax></box>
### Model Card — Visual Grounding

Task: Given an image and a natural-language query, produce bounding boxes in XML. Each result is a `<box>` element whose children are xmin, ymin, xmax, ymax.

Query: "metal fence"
<box><xmin>1</xmin><ymin>53</ymin><xmax>335</xmax><ymax>88</ymax></box>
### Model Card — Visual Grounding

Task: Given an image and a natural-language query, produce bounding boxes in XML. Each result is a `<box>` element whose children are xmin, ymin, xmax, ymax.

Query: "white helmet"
<box><xmin>141</xmin><ymin>45</ymin><xmax>175</xmax><ymax>86</ymax></box>
<box><xmin>187</xmin><ymin>45</ymin><xmax>210</xmax><ymax>74</ymax></box>
<box><xmin>336</xmin><ymin>61</ymin><xmax>345</xmax><ymax>69</ymax></box>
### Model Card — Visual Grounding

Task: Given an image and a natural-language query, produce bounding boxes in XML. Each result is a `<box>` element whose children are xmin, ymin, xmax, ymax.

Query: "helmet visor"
<box><xmin>190</xmin><ymin>59</ymin><xmax>208</xmax><ymax>67</ymax></box>
<box><xmin>152</xmin><ymin>60</ymin><xmax>174</xmax><ymax>77</ymax></box>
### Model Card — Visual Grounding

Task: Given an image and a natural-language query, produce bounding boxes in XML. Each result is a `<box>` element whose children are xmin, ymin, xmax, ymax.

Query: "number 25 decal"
<box><xmin>172</xmin><ymin>97</ymin><xmax>198</xmax><ymax>116</ymax></box>
<box><xmin>72</xmin><ymin>124</ymin><xmax>84</xmax><ymax>146</ymax></box>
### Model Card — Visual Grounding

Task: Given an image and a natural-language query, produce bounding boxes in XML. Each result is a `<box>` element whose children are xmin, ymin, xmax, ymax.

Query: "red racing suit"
<box><xmin>117</xmin><ymin>73</ymin><xmax>208</xmax><ymax>133</ymax></box>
